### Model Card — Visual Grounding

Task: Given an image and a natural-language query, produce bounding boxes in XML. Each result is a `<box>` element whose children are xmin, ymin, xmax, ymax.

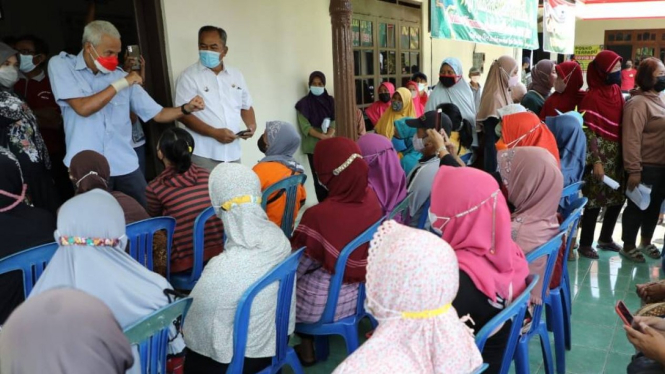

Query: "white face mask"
<box><xmin>470</xmin><ymin>76</ymin><xmax>480</xmax><ymax>83</ymax></box>
<box><xmin>412</xmin><ymin>134</ymin><xmax>425</xmax><ymax>152</ymax></box>
<box><xmin>418</xmin><ymin>83</ymin><xmax>427</xmax><ymax>92</ymax></box>
<box><xmin>410</xmin><ymin>90</ymin><xmax>418</xmax><ymax>98</ymax></box>
<box><xmin>508</xmin><ymin>75</ymin><xmax>520</xmax><ymax>88</ymax></box>
<box><xmin>19</xmin><ymin>54</ymin><xmax>38</xmax><ymax>73</ymax></box>
<box><xmin>0</xmin><ymin>66</ymin><xmax>19</xmax><ymax>88</ymax></box>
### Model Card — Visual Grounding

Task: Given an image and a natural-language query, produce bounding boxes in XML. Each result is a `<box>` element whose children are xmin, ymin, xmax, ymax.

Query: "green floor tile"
<box><xmin>603</xmin><ymin>352</ymin><xmax>632</xmax><ymax>374</ymax></box>
<box><xmin>570</xmin><ymin>321</ymin><xmax>615</xmax><ymax>350</ymax></box>
<box><xmin>574</xmin><ymin>286</ymin><xmax>625</xmax><ymax>307</ymax></box>
<box><xmin>571</xmin><ymin>300</ymin><xmax>619</xmax><ymax>327</ymax></box>
<box><xmin>610</xmin><ymin>323</ymin><xmax>637</xmax><ymax>355</ymax></box>
<box><xmin>564</xmin><ymin>346</ymin><xmax>608</xmax><ymax>374</ymax></box>
<box><xmin>578</xmin><ymin>273</ymin><xmax>632</xmax><ymax>294</ymax></box>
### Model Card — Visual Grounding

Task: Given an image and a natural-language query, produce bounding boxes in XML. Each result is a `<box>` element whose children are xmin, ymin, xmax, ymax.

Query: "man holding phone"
<box><xmin>175</xmin><ymin>25</ymin><xmax>257</xmax><ymax>170</ymax></box>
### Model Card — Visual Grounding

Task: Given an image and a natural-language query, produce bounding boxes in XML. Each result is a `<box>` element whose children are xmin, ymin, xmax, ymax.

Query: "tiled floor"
<box><xmin>293</xmin><ymin>220</ymin><xmax>665</xmax><ymax>374</ymax></box>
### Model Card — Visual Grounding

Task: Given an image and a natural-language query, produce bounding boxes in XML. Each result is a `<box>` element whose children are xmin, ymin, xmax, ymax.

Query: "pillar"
<box><xmin>330</xmin><ymin>0</ymin><xmax>357</xmax><ymax>140</ymax></box>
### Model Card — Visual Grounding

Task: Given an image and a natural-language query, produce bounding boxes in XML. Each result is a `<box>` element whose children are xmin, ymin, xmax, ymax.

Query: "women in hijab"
<box><xmin>253</xmin><ymin>121</ymin><xmax>307</xmax><ymax>230</ymax></box>
<box><xmin>296</xmin><ymin>71</ymin><xmax>336</xmax><ymax>203</ymax></box>
<box><xmin>332</xmin><ymin>221</ymin><xmax>483</xmax><ymax>374</ymax></box>
<box><xmin>365</xmin><ymin>82</ymin><xmax>396</xmax><ymax>127</ymax></box>
<box><xmin>147</xmin><ymin>127</ymin><xmax>224</xmax><ymax>274</ymax></box>
<box><xmin>521</xmin><ymin>60</ymin><xmax>556</xmax><ymax>114</ymax></box>
<box><xmin>393</xmin><ymin>116</ymin><xmax>422</xmax><ymax>175</ymax></box>
<box><xmin>545</xmin><ymin>111</ymin><xmax>587</xmax><ymax>187</ymax></box>
<box><xmin>357</xmin><ymin>133</ymin><xmax>408</xmax><ymax>218</ymax></box>
<box><xmin>0</xmin><ymin>288</ymin><xmax>134</xmax><ymax>374</ymax></box>
<box><xmin>426</xmin><ymin>57</ymin><xmax>477</xmax><ymax>128</ymax></box>
<box><xmin>540</xmin><ymin>61</ymin><xmax>586</xmax><ymax>119</ymax></box>
<box><xmin>511</xmin><ymin>82</ymin><xmax>527</xmax><ymax>103</ymax></box>
<box><xmin>428</xmin><ymin>166</ymin><xmax>529</xmax><ymax>372</ymax></box>
<box><xmin>374</xmin><ymin>87</ymin><xmax>417</xmax><ymax>140</ymax></box>
<box><xmin>577</xmin><ymin>50</ymin><xmax>626</xmax><ymax>260</ymax></box>
<box><xmin>0</xmin><ymin>147</ymin><xmax>55</xmax><ymax>324</ymax></box>
<box><xmin>291</xmin><ymin>137</ymin><xmax>383</xmax><ymax>364</ymax></box>
<box><xmin>496</xmin><ymin>111</ymin><xmax>561</xmax><ymax>166</ymax></box>
<box><xmin>0</xmin><ymin>42</ymin><xmax>58</xmax><ymax>214</ymax></box>
<box><xmin>355</xmin><ymin>107</ymin><xmax>367</xmax><ymax>137</ymax></box>
<box><xmin>498</xmin><ymin>147</ymin><xmax>563</xmax><ymax>304</ymax></box>
<box><xmin>183</xmin><ymin>163</ymin><xmax>292</xmax><ymax>374</ymax></box>
<box><xmin>406</xmin><ymin>80</ymin><xmax>425</xmax><ymax>117</ymax></box>
<box><xmin>29</xmin><ymin>189</ymin><xmax>185</xmax><ymax>374</ymax></box>
<box><xmin>477</xmin><ymin>56</ymin><xmax>519</xmax><ymax>173</ymax></box>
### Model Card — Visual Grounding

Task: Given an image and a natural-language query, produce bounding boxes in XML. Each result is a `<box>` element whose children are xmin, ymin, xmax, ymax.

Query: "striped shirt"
<box><xmin>146</xmin><ymin>165</ymin><xmax>224</xmax><ymax>273</ymax></box>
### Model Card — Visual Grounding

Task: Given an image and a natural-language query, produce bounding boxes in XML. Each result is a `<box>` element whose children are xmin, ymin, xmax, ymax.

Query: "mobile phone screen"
<box><xmin>616</xmin><ymin>301</ymin><xmax>633</xmax><ymax>326</ymax></box>
<box><xmin>127</xmin><ymin>45</ymin><xmax>140</xmax><ymax>71</ymax></box>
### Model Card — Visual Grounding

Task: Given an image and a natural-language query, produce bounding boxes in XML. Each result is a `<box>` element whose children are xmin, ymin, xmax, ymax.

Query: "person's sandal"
<box><xmin>620</xmin><ymin>247</ymin><xmax>646</xmax><ymax>263</ymax></box>
<box><xmin>638</xmin><ymin>244</ymin><xmax>661</xmax><ymax>260</ymax></box>
<box><xmin>597</xmin><ymin>241</ymin><xmax>622</xmax><ymax>252</ymax></box>
<box><xmin>578</xmin><ymin>246</ymin><xmax>599</xmax><ymax>259</ymax></box>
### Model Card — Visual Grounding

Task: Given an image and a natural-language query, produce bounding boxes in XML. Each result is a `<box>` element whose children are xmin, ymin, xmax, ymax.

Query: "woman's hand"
<box><xmin>627</xmin><ymin>173</ymin><xmax>641</xmax><ymax>191</ymax></box>
<box><xmin>625</xmin><ymin>322</ymin><xmax>665</xmax><ymax>365</ymax></box>
<box><xmin>593</xmin><ymin>162</ymin><xmax>605</xmax><ymax>182</ymax></box>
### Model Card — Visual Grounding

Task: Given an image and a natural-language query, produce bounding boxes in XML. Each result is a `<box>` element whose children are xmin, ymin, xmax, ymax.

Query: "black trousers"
<box><xmin>183</xmin><ymin>348</ymin><xmax>272</xmax><ymax>374</ymax></box>
<box><xmin>109</xmin><ymin>168</ymin><xmax>147</xmax><ymax>208</ymax></box>
<box><xmin>307</xmin><ymin>154</ymin><xmax>328</xmax><ymax>203</ymax></box>
<box><xmin>622</xmin><ymin>166</ymin><xmax>665</xmax><ymax>248</ymax></box>
<box><xmin>579</xmin><ymin>205</ymin><xmax>623</xmax><ymax>247</ymax></box>
<box><xmin>482</xmin><ymin>117</ymin><xmax>500</xmax><ymax>173</ymax></box>
<box><xmin>454</xmin><ymin>270</ymin><xmax>511</xmax><ymax>374</ymax></box>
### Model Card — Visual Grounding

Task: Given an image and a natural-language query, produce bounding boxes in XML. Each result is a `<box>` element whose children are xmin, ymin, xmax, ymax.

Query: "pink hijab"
<box><xmin>333</xmin><ymin>221</ymin><xmax>483</xmax><ymax>374</ymax></box>
<box><xmin>498</xmin><ymin>147</ymin><xmax>563</xmax><ymax>304</ymax></box>
<box><xmin>429</xmin><ymin>166</ymin><xmax>529</xmax><ymax>302</ymax></box>
<box><xmin>406</xmin><ymin>81</ymin><xmax>425</xmax><ymax>117</ymax></box>
<box><xmin>365</xmin><ymin>82</ymin><xmax>396</xmax><ymax>125</ymax></box>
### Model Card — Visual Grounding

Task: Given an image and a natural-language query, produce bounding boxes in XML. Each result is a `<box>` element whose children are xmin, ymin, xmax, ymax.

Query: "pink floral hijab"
<box><xmin>333</xmin><ymin>221</ymin><xmax>483</xmax><ymax>374</ymax></box>
<box><xmin>498</xmin><ymin>147</ymin><xmax>563</xmax><ymax>303</ymax></box>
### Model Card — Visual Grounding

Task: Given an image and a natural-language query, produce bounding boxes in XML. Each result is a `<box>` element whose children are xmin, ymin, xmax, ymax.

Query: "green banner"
<box><xmin>431</xmin><ymin>0</ymin><xmax>539</xmax><ymax>50</ymax></box>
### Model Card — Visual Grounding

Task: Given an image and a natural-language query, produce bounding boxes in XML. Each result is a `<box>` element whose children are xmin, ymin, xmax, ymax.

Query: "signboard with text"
<box><xmin>574</xmin><ymin>45</ymin><xmax>604</xmax><ymax>71</ymax></box>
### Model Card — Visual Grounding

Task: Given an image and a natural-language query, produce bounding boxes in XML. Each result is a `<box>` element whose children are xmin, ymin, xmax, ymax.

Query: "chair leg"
<box><xmin>549</xmin><ymin>292</ymin><xmax>566</xmax><ymax>374</ymax></box>
<box><xmin>538</xmin><ymin>324</ymin><xmax>555</xmax><ymax>374</ymax></box>
<box><xmin>561</xmin><ymin>291</ymin><xmax>572</xmax><ymax>351</ymax></box>
<box><xmin>314</xmin><ymin>335</ymin><xmax>330</xmax><ymax>362</ymax></box>
<box><xmin>285</xmin><ymin>348</ymin><xmax>305</xmax><ymax>374</ymax></box>
<box><xmin>343</xmin><ymin>325</ymin><xmax>360</xmax><ymax>354</ymax></box>
<box><xmin>514</xmin><ymin>337</ymin><xmax>531</xmax><ymax>374</ymax></box>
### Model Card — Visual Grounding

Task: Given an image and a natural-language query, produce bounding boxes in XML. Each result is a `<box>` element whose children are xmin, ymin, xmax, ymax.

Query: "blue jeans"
<box><xmin>109</xmin><ymin>168</ymin><xmax>147</xmax><ymax>208</ymax></box>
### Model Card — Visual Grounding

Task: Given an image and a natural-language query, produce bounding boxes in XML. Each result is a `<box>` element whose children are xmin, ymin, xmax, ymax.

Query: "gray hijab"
<box><xmin>260</xmin><ymin>121</ymin><xmax>304</xmax><ymax>173</ymax></box>
<box><xmin>0</xmin><ymin>288</ymin><xmax>134</xmax><ymax>374</ymax></box>
<box><xmin>0</xmin><ymin>43</ymin><xmax>17</xmax><ymax>92</ymax></box>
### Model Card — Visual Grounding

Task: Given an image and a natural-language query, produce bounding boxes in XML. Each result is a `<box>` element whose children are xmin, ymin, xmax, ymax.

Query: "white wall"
<box><xmin>575</xmin><ymin>18</ymin><xmax>665</xmax><ymax>46</ymax></box>
<box><xmin>161</xmin><ymin>0</ymin><xmax>334</xmax><ymax>204</ymax></box>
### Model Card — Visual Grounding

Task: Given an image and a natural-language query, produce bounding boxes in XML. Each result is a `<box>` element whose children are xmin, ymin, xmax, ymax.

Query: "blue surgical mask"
<box><xmin>19</xmin><ymin>54</ymin><xmax>37</xmax><ymax>73</ymax></box>
<box><xmin>392</xmin><ymin>137</ymin><xmax>407</xmax><ymax>152</ymax></box>
<box><xmin>310</xmin><ymin>86</ymin><xmax>325</xmax><ymax>96</ymax></box>
<box><xmin>392</xmin><ymin>101</ymin><xmax>403</xmax><ymax>112</ymax></box>
<box><xmin>199</xmin><ymin>50</ymin><xmax>221</xmax><ymax>69</ymax></box>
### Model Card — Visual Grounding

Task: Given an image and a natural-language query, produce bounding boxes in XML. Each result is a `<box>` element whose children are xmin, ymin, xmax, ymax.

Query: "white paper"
<box><xmin>321</xmin><ymin>118</ymin><xmax>330</xmax><ymax>134</ymax></box>
<box><xmin>602</xmin><ymin>175</ymin><xmax>620</xmax><ymax>190</ymax></box>
<box><xmin>626</xmin><ymin>183</ymin><xmax>652</xmax><ymax>211</ymax></box>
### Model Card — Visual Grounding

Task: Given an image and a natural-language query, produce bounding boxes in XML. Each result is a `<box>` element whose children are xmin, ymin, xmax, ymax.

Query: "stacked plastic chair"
<box><xmin>126</xmin><ymin>217</ymin><xmax>176</xmax><ymax>276</ymax></box>
<box><xmin>0</xmin><ymin>242</ymin><xmax>59</xmax><ymax>297</ymax></box>
<box><xmin>260</xmin><ymin>174</ymin><xmax>307</xmax><ymax>238</ymax></box>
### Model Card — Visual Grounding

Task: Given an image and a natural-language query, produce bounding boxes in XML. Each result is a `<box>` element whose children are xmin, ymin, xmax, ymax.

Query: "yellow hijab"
<box><xmin>374</xmin><ymin>87</ymin><xmax>417</xmax><ymax>139</ymax></box>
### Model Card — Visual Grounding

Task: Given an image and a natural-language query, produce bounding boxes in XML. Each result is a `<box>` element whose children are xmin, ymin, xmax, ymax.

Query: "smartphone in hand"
<box><xmin>615</xmin><ymin>301</ymin><xmax>634</xmax><ymax>326</ymax></box>
<box><xmin>235</xmin><ymin>130</ymin><xmax>251</xmax><ymax>137</ymax></box>
<box><xmin>127</xmin><ymin>45</ymin><xmax>141</xmax><ymax>71</ymax></box>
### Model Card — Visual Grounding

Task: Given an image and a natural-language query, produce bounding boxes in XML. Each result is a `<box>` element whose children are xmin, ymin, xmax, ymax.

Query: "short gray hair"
<box><xmin>82</xmin><ymin>21</ymin><xmax>121</xmax><ymax>46</ymax></box>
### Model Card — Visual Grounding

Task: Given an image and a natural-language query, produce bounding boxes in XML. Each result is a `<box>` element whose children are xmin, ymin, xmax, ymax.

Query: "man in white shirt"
<box><xmin>176</xmin><ymin>26</ymin><xmax>257</xmax><ymax>170</ymax></box>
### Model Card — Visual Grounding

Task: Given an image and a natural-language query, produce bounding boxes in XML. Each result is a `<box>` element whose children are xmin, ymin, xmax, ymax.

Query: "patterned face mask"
<box><xmin>214</xmin><ymin>195</ymin><xmax>262</xmax><ymax>216</ymax></box>
<box><xmin>428</xmin><ymin>190</ymin><xmax>500</xmax><ymax>242</ymax></box>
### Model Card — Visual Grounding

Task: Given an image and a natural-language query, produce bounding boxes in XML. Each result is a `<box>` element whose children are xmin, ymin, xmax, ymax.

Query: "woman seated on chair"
<box><xmin>146</xmin><ymin>128</ymin><xmax>224</xmax><ymax>274</ymax></box>
<box><xmin>183</xmin><ymin>163</ymin><xmax>292</xmax><ymax>374</ymax></box>
<box><xmin>333</xmin><ymin>221</ymin><xmax>483</xmax><ymax>374</ymax></box>
<box><xmin>544</xmin><ymin>111</ymin><xmax>587</xmax><ymax>187</ymax></box>
<box><xmin>69</xmin><ymin>150</ymin><xmax>167</xmax><ymax>275</ymax></box>
<box><xmin>253</xmin><ymin>121</ymin><xmax>307</xmax><ymax>230</ymax></box>
<box><xmin>498</xmin><ymin>147</ymin><xmax>564</xmax><ymax>303</ymax></box>
<box><xmin>0</xmin><ymin>147</ymin><xmax>55</xmax><ymax>324</ymax></box>
<box><xmin>29</xmin><ymin>189</ymin><xmax>186</xmax><ymax>374</ymax></box>
<box><xmin>495</xmin><ymin>112</ymin><xmax>561</xmax><ymax>166</ymax></box>
<box><xmin>0</xmin><ymin>288</ymin><xmax>134</xmax><ymax>374</ymax></box>
<box><xmin>291</xmin><ymin>137</ymin><xmax>383</xmax><ymax>365</ymax></box>
<box><xmin>357</xmin><ymin>133</ymin><xmax>407</xmax><ymax>219</ymax></box>
<box><xmin>429</xmin><ymin>166</ymin><xmax>530</xmax><ymax>373</ymax></box>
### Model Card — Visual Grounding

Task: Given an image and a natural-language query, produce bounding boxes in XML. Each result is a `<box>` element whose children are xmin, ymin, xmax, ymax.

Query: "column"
<box><xmin>330</xmin><ymin>0</ymin><xmax>357</xmax><ymax>140</ymax></box>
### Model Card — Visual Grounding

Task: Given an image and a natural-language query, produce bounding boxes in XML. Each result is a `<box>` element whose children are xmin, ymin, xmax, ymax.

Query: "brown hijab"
<box><xmin>477</xmin><ymin>56</ymin><xmax>518</xmax><ymax>122</ymax></box>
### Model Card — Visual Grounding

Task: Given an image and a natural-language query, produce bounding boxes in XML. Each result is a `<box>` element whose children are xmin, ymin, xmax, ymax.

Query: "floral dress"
<box><xmin>0</xmin><ymin>90</ymin><xmax>58</xmax><ymax>214</ymax></box>
<box><xmin>582</xmin><ymin>129</ymin><xmax>625</xmax><ymax>209</ymax></box>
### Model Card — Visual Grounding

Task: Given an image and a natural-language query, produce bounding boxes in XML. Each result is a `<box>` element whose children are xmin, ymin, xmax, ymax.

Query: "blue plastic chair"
<box><xmin>516</xmin><ymin>232</ymin><xmax>566</xmax><ymax>374</ymax></box>
<box><xmin>126</xmin><ymin>217</ymin><xmax>176</xmax><ymax>277</ymax></box>
<box><xmin>460</xmin><ymin>152</ymin><xmax>472</xmax><ymax>165</ymax></box>
<box><xmin>417</xmin><ymin>198</ymin><xmax>431</xmax><ymax>229</ymax></box>
<box><xmin>0</xmin><ymin>242</ymin><xmax>59</xmax><ymax>298</ymax></box>
<box><xmin>559</xmin><ymin>181</ymin><xmax>584</xmax><ymax>211</ymax></box>
<box><xmin>170</xmin><ymin>207</ymin><xmax>218</xmax><ymax>291</ymax></box>
<box><xmin>388</xmin><ymin>192</ymin><xmax>412</xmax><ymax>222</ymax></box>
<box><xmin>123</xmin><ymin>297</ymin><xmax>193</xmax><ymax>374</ymax></box>
<box><xmin>226</xmin><ymin>248</ymin><xmax>306</xmax><ymax>374</ymax></box>
<box><xmin>475</xmin><ymin>275</ymin><xmax>539</xmax><ymax>374</ymax></box>
<box><xmin>261</xmin><ymin>174</ymin><xmax>307</xmax><ymax>238</ymax></box>
<box><xmin>295</xmin><ymin>218</ymin><xmax>384</xmax><ymax>361</ymax></box>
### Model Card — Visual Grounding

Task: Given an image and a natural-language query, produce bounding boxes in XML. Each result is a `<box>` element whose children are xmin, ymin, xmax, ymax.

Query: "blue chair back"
<box><xmin>558</xmin><ymin>197</ymin><xmax>588</xmax><ymax>303</ymax></box>
<box><xmin>388</xmin><ymin>192</ymin><xmax>412</xmax><ymax>222</ymax></box>
<box><xmin>126</xmin><ymin>217</ymin><xmax>176</xmax><ymax>277</ymax></box>
<box><xmin>226</xmin><ymin>248</ymin><xmax>305</xmax><ymax>374</ymax></box>
<box><xmin>123</xmin><ymin>297</ymin><xmax>193</xmax><ymax>374</ymax></box>
<box><xmin>417</xmin><ymin>198</ymin><xmax>431</xmax><ymax>229</ymax></box>
<box><xmin>560</xmin><ymin>181</ymin><xmax>584</xmax><ymax>211</ymax></box>
<box><xmin>475</xmin><ymin>275</ymin><xmax>539</xmax><ymax>374</ymax></box>
<box><xmin>261</xmin><ymin>174</ymin><xmax>307</xmax><ymax>238</ymax></box>
<box><xmin>524</xmin><ymin>231</ymin><xmax>565</xmax><ymax>329</ymax></box>
<box><xmin>170</xmin><ymin>207</ymin><xmax>217</xmax><ymax>290</ymax></box>
<box><xmin>460</xmin><ymin>152</ymin><xmax>472</xmax><ymax>165</ymax></box>
<box><xmin>0</xmin><ymin>242</ymin><xmax>58</xmax><ymax>298</ymax></box>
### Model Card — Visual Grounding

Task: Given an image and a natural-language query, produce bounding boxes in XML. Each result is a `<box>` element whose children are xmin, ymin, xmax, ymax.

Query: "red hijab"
<box><xmin>291</xmin><ymin>138</ymin><xmax>383</xmax><ymax>282</ymax></box>
<box><xmin>497</xmin><ymin>112</ymin><xmax>561</xmax><ymax>167</ymax></box>
<box><xmin>406</xmin><ymin>81</ymin><xmax>425</xmax><ymax>117</ymax></box>
<box><xmin>365</xmin><ymin>82</ymin><xmax>396</xmax><ymax>125</ymax></box>
<box><xmin>578</xmin><ymin>50</ymin><xmax>624</xmax><ymax>142</ymax></box>
<box><xmin>540</xmin><ymin>62</ymin><xmax>586</xmax><ymax>119</ymax></box>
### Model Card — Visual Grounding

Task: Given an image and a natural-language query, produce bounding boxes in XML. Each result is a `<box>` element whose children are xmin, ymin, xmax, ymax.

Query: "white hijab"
<box><xmin>426</xmin><ymin>57</ymin><xmax>478</xmax><ymax>127</ymax></box>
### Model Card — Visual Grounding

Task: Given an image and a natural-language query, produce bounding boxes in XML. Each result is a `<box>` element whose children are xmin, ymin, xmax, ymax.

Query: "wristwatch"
<box><xmin>181</xmin><ymin>104</ymin><xmax>192</xmax><ymax>115</ymax></box>
<box><xmin>436</xmin><ymin>146</ymin><xmax>447</xmax><ymax>158</ymax></box>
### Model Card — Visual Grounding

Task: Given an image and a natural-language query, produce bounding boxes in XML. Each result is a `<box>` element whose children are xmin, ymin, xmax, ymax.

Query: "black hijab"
<box><xmin>295</xmin><ymin>71</ymin><xmax>335</xmax><ymax>128</ymax></box>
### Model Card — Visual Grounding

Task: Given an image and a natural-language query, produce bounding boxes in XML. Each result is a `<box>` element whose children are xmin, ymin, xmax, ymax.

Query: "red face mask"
<box><xmin>90</xmin><ymin>47</ymin><xmax>118</xmax><ymax>74</ymax></box>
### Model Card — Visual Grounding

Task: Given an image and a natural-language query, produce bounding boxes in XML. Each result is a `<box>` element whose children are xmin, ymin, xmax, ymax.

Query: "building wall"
<box><xmin>161</xmin><ymin>0</ymin><xmax>334</xmax><ymax>203</ymax></box>
<box><xmin>575</xmin><ymin>18</ymin><xmax>665</xmax><ymax>46</ymax></box>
